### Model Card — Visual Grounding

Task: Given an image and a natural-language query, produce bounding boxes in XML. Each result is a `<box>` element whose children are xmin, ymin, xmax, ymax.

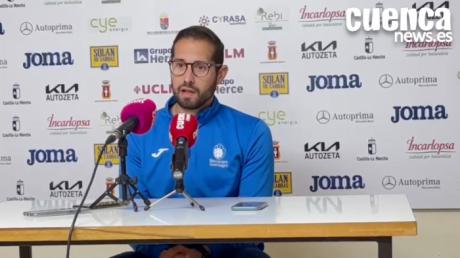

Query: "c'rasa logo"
<box><xmin>23</xmin><ymin>51</ymin><xmax>74</xmax><ymax>69</ymax></box>
<box><xmin>309</xmin><ymin>175</ymin><xmax>366</xmax><ymax>192</ymax></box>
<box><xmin>391</xmin><ymin>105</ymin><xmax>448</xmax><ymax>123</ymax></box>
<box><xmin>274</xmin><ymin>172</ymin><xmax>292</xmax><ymax>195</ymax></box>
<box><xmin>26</xmin><ymin>148</ymin><xmax>78</xmax><ymax>166</ymax></box>
<box><xmin>94</xmin><ymin>144</ymin><xmax>119</xmax><ymax>167</ymax></box>
<box><xmin>198</xmin><ymin>14</ymin><xmax>246</xmax><ymax>27</ymax></box>
<box><xmin>45</xmin><ymin>83</ymin><xmax>79</xmax><ymax>101</ymax></box>
<box><xmin>255</xmin><ymin>7</ymin><xmax>288</xmax><ymax>30</ymax></box>
<box><xmin>306</xmin><ymin>74</ymin><xmax>362</xmax><ymax>92</ymax></box>
<box><xmin>90</xmin><ymin>46</ymin><xmax>119</xmax><ymax>70</ymax></box>
<box><xmin>259</xmin><ymin>72</ymin><xmax>289</xmax><ymax>97</ymax></box>
<box><xmin>304</xmin><ymin>141</ymin><xmax>340</xmax><ymax>160</ymax></box>
<box><xmin>49</xmin><ymin>180</ymin><xmax>83</xmax><ymax>198</ymax></box>
<box><xmin>301</xmin><ymin>40</ymin><xmax>337</xmax><ymax>60</ymax></box>
<box><xmin>345</xmin><ymin>3</ymin><xmax>452</xmax><ymax>43</ymax></box>
<box><xmin>216</xmin><ymin>78</ymin><xmax>244</xmax><ymax>95</ymax></box>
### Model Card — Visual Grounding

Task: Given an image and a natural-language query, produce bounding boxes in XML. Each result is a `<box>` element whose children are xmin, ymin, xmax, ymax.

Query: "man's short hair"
<box><xmin>171</xmin><ymin>25</ymin><xmax>224</xmax><ymax>65</ymax></box>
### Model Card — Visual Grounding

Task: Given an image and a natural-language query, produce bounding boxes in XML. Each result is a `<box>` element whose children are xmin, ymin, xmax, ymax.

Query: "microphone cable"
<box><xmin>65</xmin><ymin>142</ymin><xmax>108</xmax><ymax>258</ymax></box>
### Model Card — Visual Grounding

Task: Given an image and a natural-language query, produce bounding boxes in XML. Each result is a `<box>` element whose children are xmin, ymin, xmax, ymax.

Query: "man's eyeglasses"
<box><xmin>168</xmin><ymin>60</ymin><xmax>222</xmax><ymax>77</ymax></box>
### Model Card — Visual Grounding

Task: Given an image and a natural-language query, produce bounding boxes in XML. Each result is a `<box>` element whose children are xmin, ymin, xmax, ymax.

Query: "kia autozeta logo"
<box><xmin>316</xmin><ymin>110</ymin><xmax>331</xmax><ymax>124</ymax></box>
<box><xmin>379</xmin><ymin>74</ymin><xmax>394</xmax><ymax>88</ymax></box>
<box><xmin>20</xmin><ymin>21</ymin><xmax>33</xmax><ymax>35</ymax></box>
<box><xmin>382</xmin><ymin>176</ymin><xmax>397</xmax><ymax>190</ymax></box>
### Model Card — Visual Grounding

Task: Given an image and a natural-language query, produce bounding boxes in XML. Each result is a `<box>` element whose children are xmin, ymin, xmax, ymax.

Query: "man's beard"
<box><xmin>173</xmin><ymin>81</ymin><xmax>217</xmax><ymax>110</ymax></box>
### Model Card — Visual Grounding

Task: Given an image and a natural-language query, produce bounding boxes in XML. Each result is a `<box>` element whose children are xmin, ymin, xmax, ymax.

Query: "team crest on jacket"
<box><xmin>209</xmin><ymin>144</ymin><xmax>228</xmax><ymax>168</ymax></box>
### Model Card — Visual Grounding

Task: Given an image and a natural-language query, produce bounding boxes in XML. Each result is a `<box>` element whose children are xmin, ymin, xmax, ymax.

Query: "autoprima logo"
<box><xmin>378</xmin><ymin>74</ymin><xmax>393</xmax><ymax>88</ymax></box>
<box><xmin>382</xmin><ymin>176</ymin><xmax>397</xmax><ymax>190</ymax></box>
<box><xmin>316</xmin><ymin>110</ymin><xmax>331</xmax><ymax>124</ymax></box>
<box><xmin>19</xmin><ymin>22</ymin><xmax>33</xmax><ymax>35</ymax></box>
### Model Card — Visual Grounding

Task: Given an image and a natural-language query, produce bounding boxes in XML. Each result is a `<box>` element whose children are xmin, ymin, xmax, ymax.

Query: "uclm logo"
<box><xmin>345</xmin><ymin>5</ymin><xmax>452</xmax><ymax>43</ymax></box>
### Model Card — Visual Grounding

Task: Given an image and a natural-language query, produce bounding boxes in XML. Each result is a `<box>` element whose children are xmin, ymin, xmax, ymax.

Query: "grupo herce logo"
<box><xmin>391</xmin><ymin>104</ymin><xmax>448</xmax><ymax>123</ymax></box>
<box><xmin>23</xmin><ymin>51</ymin><xmax>74</xmax><ymax>69</ymax></box>
<box><xmin>90</xmin><ymin>46</ymin><xmax>119</xmax><ymax>70</ymax></box>
<box><xmin>259</xmin><ymin>72</ymin><xmax>289</xmax><ymax>97</ymax></box>
<box><xmin>134</xmin><ymin>48</ymin><xmax>171</xmax><ymax>64</ymax></box>
<box><xmin>26</xmin><ymin>148</ymin><xmax>78</xmax><ymax>166</ymax></box>
<box><xmin>216</xmin><ymin>78</ymin><xmax>243</xmax><ymax>95</ymax></box>
<box><xmin>345</xmin><ymin>3</ymin><xmax>452</xmax><ymax>43</ymax></box>
<box><xmin>94</xmin><ymin>144</ymin><xmax>119</xmax><ymax>167</ymax></box>
<box><xmin>306</xmin><ymin>74</ymin><xmax>362</xmax><ymax>92</ymax></box>
<box><xmin>309</xmin><ymin>175</ymin><xmax>366</xmax><ymax>193</ymax></box>
<box><xmin>274</xmin><ymin>172</ymin><xmax>292</xmax><ymax>195</ymax></box>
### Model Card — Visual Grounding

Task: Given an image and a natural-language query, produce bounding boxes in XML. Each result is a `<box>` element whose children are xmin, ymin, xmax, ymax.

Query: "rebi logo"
<box><xmin>346</xmin><ymin>5</ymin><xmax>452</xmax><ymax>42</ymax></box>
<box><xmin>23</xmin><ymin>51</ymin><xmax>74</xmax><ymax>69</ymax></box>
<box><xmin>391</xmin><ymin>105</ymin><xmax>448</xmax><ymax>123</ymax></box>
<box><xmin>27</xmin><ymin>148</ymin><xmax>78</xmax><ymax>165</ymax></box>
<box><xmin>309</xmin><ymin>175</ymin><xmax>365</xmax><ymax>192</ymax></box>
<box><xmin>306</xmin><ymin>74</ymin><xmax>362</xmax><ymax>92</ymax></box>
<box><xmin>301</xmin><ymin>41</ymin><xmax>337</xmax><ymax>59</ymax></box>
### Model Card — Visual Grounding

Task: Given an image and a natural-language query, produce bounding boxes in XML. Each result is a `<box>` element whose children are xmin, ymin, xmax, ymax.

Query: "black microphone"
<box><xmin>106</xmin><ymin>117</ymin><xmax>138</xmax><ymax>144</ymax></box>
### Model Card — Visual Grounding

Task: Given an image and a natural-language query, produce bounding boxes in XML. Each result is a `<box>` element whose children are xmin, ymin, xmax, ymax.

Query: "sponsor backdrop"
<box><xmin>0</xmin><ymin>0</ymin><xmax>458</xmax><ymax>209</ymax></box>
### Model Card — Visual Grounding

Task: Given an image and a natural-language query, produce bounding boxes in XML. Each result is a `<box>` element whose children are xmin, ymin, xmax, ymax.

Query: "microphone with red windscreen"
<box><xmin>169</xmin><ymin>113</ymin><xmax>198</xmax><ymax>174</ymax></box>
<box><xmin>105</xmin><ymin>98</ymin><xmax>156</xmax><ymax>144</ymax></box>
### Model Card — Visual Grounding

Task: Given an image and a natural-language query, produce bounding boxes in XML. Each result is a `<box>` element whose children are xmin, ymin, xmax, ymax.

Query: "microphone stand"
<box><xmin>149</xmin><ymin>140</ymin><xmax>205</xmax><ymax>211</ymax></box>
<box><xmin>90</xmin><ymin>135</ymin><xmax>151</xmax><ymax>212</ymax></box>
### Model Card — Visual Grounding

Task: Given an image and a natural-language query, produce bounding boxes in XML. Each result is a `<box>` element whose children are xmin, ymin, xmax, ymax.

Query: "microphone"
<box><xmin>105</xmin><ymin>98</ymin><xmax>156</xmax><ymax>144</ymax></box>
<box><xmin>169</xmin><ymin>113</ymin><xmax>198</xmax><ymax>174</ymax></box>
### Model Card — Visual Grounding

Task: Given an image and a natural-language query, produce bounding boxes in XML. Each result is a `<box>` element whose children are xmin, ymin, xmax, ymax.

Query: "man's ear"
<box><xmin>217</xmin><ymin>65</ymin><xmax>229</xmax><ymax>84</ymax></box>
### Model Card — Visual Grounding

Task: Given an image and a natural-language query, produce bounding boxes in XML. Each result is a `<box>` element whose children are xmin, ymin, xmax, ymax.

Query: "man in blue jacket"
<box><xmin>113</xmin><ymin>25</ymin><xmax>274</xmax><ymax>258</ymax></box>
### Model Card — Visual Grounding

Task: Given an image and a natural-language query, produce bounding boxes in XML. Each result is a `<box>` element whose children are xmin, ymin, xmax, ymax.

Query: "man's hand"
<box><xmin>160</xmin><ymin>245</ymin><xmax>203</xmax><ymax>258</ymax></box>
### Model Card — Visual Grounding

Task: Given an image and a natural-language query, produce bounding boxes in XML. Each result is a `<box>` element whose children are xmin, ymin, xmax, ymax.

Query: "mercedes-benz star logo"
<box><xmin>316</xmin><ymin>110</ymin><xmax>331</xmax><ymax>124</ymax></box>
<box><xmin>382</xmin><ymin>176</ymin><xmax>397</xmax><ymax>190</ymax></box>
<box><xmin>20</xmin><ymin>22</ymin><xmax>33</xmax><ymax>35</ymax></box>
<box><xmin>378</xmin><ymin>74</ymin><xmax>393</xmax><ymax>88</ymax></box>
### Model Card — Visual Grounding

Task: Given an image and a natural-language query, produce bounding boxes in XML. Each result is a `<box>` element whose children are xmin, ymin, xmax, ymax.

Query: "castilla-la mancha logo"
<box><xmin>345</xmin><ymin>5</ymin><xmax>452</xmax><ymax>43</ymax></box>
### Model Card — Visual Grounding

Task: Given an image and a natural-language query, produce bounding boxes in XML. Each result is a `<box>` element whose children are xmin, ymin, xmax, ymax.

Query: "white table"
<box><xmin>0</xmin><ymin>195</ymin><xmax>417</xmax><ymax>258</ymax></box>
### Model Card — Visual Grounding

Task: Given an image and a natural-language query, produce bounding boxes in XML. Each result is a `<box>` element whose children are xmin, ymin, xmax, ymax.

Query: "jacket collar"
<box><xmin>164</xmin><ymin>96</ymin><xmax>221</xmax><ymax>125</ymax></box>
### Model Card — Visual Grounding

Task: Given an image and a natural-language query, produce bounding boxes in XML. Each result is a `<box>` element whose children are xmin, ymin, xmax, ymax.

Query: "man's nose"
<box><xmin>183</xmin><ymin>64</ymin><xmax>195</xmax><ymax>85</ymax></box>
